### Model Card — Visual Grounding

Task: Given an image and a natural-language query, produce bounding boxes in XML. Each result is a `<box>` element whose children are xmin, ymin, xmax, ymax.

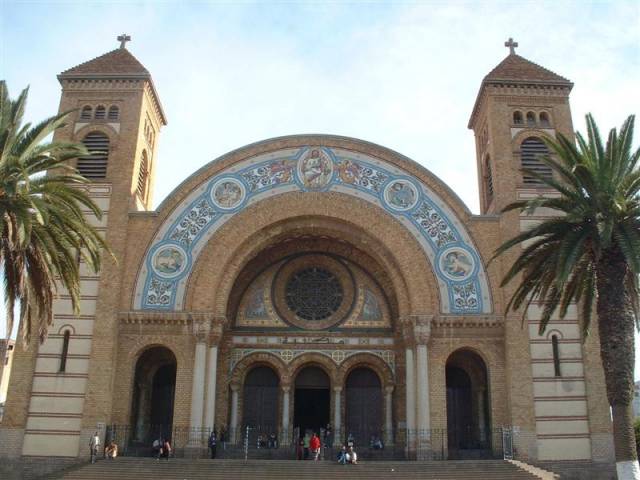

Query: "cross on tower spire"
<box><xmin>117</xmin><ymin>33</ymin><xmax>131</xmax><ymax>49</ymax></box>
<box><xmin>504</xmin><ymin>37</ymin><xmax>518</xmax><ymax>55</ymax></box>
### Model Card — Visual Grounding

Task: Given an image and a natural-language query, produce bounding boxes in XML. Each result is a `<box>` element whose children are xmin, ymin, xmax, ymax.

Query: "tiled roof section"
<box><xmin>484</xmin><ymin>54</ymin><xmax>571</xmax><ymax>84</ymax></box>
<box><xmin>59</xmin><ymin>48</ymin><xmax>149</xmax><ymax>77</ymax></box>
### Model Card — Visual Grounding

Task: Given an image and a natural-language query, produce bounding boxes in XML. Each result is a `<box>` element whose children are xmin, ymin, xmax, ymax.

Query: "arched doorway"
<box><xmin>294</xmin><ymin>367</ymin><xmax>330</xmax><ymax>435</ymax></box>
<box><xmin>445</xmin><ymin>349</ymin><xmax>490</xmax><ymax>458</ymax></box>
<box><xmin>345</xmin><ymin>367</ymin><xmax>383</xmax><ymax>446</ymax></box>
<box><xmin>130</xmin><ymin>346</ymin><xmax>177</xmax><ymax>443</ymax></box>
<box><xmin>242</xmin><ymin>366</ymin><xmax>280</xmax><ymax>435</ymax></box>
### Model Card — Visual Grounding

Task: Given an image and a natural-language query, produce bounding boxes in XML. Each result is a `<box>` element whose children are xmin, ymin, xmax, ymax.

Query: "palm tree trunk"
<box><xmin>597</xmin><ymin>248</ymin><xmax>639</xmax><ymax>479</ymax></box>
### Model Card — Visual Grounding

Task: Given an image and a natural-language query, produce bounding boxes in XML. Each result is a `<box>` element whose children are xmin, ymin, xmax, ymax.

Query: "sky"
<box><xmin>1</xmin><ymin>0</ymin><xmax>639</xmax><ymax>367</ymax></box>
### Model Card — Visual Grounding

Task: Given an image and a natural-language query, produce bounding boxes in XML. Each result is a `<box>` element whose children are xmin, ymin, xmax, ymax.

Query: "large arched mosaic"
<box><xmin>134</xmin><ymin>145</ymin><xmax>491</xmax><ymax>314</ymax></box>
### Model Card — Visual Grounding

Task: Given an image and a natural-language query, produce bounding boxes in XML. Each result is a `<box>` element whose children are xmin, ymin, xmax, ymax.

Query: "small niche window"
<box><xmin>107</xmin><ymin>106</ymin><xmax>120</xmax><ymax>121</ymax></box>
<box><xmin>77</xmin><ymin>132</ymin><xmax>109</xmax><ymax>180</ymax></box>
<box><xmin>551</xmin><ymin>335</ymin><xmax>561</xmax><ymax>377</ymax></box>
<box><xmin>513</xmin><ymin>111</ymin><xmax>523</xmax><ymax>125</ymax></box>
<box><xmin>520</xmin><ymin>137</ymin><xmax>553</xmax><ymax>186</ymax></box>
<box><xmin>137</xmin><ymin>150</ymin><xmax>149</xmax><ymax>200</ymax></box>
<box><xmin>59</xmin><ymin>330</ymin><xmax>71</xmax><ymax>373</ymax></box>
<box><xmin>80</xmin><ymin>106</ymin><xmax>92</xmax><ymax>121</ymax></box>
<box><xmin>526</xmin><ymin>111</ymin><xmax>536</xmax><ymax>126</ymax></box>
<box><xmin>539</xmin><ymin>112</ymin><xmax>550</xmax><ymax>127</ymax></box>
<box><xmin>94</xmin><ymin>105</ymin><xmax>106</xmax><ymax>120</ymax></box>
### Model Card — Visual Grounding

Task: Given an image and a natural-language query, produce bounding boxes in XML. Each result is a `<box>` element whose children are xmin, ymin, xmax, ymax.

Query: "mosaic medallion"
<box><xmin>439</xmin><ymin>247</ymin><xmax>475</xmax><ymax>281</ymax></box>
<box><xmin>151</xmin><ymin>244</ymin><xmax>188</xmax><ymax>279</ymax></box>
<box><xmin>297</xmin><ymin>148</ymin><xmax>333</xmax><ymax>190</ymax></box>
<box><xmin>383</xmin><ymin>179</ymin><xmax>419</xmax><ymax>211</ymax></box>
<box><xmin>210</xmin><ymin>177</ymin><xmax>246</xmax><ymax>210</ymax></box>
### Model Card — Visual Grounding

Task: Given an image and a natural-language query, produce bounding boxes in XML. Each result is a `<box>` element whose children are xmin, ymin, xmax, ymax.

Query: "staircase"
<box><xmin>52</xmin><ymin>457</ymin><xmax>548</xmax><ymax>479</ymax></box>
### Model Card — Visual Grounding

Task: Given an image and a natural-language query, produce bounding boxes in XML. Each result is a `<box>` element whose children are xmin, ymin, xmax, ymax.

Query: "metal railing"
<box><xmin>104</xmin><ymin>424</ymin><xmax>517</xmax><ymax>461</ymax></box>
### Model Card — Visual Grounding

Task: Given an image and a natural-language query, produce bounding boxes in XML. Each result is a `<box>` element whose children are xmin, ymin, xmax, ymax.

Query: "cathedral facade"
<box><xmin>0</xmin><ymin>40</ymin><xmax>614</xmax><ymax>467</ymax></box>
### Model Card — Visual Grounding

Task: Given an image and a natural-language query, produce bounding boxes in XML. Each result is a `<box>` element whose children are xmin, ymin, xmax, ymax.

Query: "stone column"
<box><xmin>333</xmin><ymin>386</ymin><xmax>342</xmax><ymax>442</ymax></box>
<box><xmin>190</xmin><ymin>340</ymin><xmax>207</xmax><ymax>432</ymax></box>
<box><xmin>405</xmin><ymin>346</ymin><xmax>416</xmax><ymax>449</ymax></box>
<box><xmin>281</xmin><ymin>385</ymin><xmax>291</xmax><ymax>443</ymax></box>
<box><xmin>204</xmin><ymin>344</ymin><xmax>219</xmax><ymax>430</ymax></box>
<box><xmin>229</xmin><ymin>384</ymin><xmax>240</xmax><ymax>443</ymax></box>
<box><xmin>416</xmin><ymin>344</ymin><xmax>431</xmax><ymax>434</ymax></box>
<box><xmin>385</xmin><ymin>386</ymin><xmax>394</xmax><ymax>446</ymax></box>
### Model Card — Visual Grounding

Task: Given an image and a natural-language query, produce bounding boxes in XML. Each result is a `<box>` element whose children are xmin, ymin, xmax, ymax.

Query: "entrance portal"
<box><xmin>130</xmin><ymin>346</ymin><xmax>177</xmax><ymax>442</ymax></box>
<box><xmin>346</xmin><ymin>367</ymin><xmax>383</xmax><ymax>446</ymax></box>
<box><xmin>242</xmin><ymin>366</ymin><xmax>280</xmax><ymax>433</ymax></box>
<box><xmin>294</xmin><ymin>367</ymin><xmax>330</xmax><ymax>434</ymax></box>
<box><xmin>445</xmin><ymin>349</ymin><xmax>490</xmax><ymax>458</ymax></box>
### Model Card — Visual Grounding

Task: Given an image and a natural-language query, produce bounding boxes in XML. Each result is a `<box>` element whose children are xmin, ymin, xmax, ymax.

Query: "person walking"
<box><xmin>310</xmin><ymin>432</ymin><xmax>321</xmax><ymax>461</ymax></box>
<box><xmin>104</xmin><ymin>441</ymin><xmax>118</xmax><ymax>460</ymax></box>
<box><xmin>208</xmin><ymin>430</ymin><xmax>217</xmax><ymax>459</ymax></box>
<box><xmin>89</xmin><ymin>432</ymin><xmax>100</xmax><ymax>464</ymax></box>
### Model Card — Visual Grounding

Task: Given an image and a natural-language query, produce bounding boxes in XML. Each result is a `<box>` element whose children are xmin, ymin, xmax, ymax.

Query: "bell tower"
<box><xmin>55</xmin><ymin>34</ymin><xmax>167</xmax><ymax>211</ymax></box>
<box><xmin>6</xmin><ymin>36</ymin><xmax>168</xmax><ymax>458</ymax></box>
<box><xmin>468</xmin><ymin>38</ymin><xmax>574</xmax><ymax>214</ymax></box>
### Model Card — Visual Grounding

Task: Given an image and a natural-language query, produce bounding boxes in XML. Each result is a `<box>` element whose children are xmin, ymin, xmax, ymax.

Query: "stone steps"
<box><xmin>54</xmin><ymin>458</ymin><xmax>545</xmax><ymax>479</ymax></box>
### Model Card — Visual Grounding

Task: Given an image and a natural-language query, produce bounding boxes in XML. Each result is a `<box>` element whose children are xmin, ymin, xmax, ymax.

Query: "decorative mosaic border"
<box><xmin>228</xmin><ymin>348</ymin><xmax>396</xmax><ymax>377</ymax></box>
<box><xmin>134</xmin><ymin>146</ymin><xmax>491</xmax><ymax>314</ymax></box>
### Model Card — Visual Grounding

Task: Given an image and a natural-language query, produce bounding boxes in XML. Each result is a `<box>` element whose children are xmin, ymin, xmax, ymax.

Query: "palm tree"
<box><xmin>0</xmin><ymin>81</ymin><xmax>111</xmax><ymax>345</ymax></box>
<box><xmin>493</xmin><ymin>114</ymin><xmax>640</xmax><ymax>478</ymax></box>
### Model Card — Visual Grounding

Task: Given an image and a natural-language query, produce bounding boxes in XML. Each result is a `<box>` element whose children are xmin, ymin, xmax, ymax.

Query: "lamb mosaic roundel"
<box><xmin>135</xmin><ymin>144</ymin><xmax>492</xmax><ymax>314</ymax></box>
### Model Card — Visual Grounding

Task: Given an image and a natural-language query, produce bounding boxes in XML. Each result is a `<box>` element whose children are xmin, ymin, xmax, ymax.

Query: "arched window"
<box><xmin>107</xmin><ymin>106</ymin><xmax>119</xmax><ymax>121</ymax></box>
<box><xmin>59</xmin><ymin>330</ymin><xmax>71</xmax><ymax>373</ymax></box>
<box><xmin>513</xmin><ymin>111</ymin><xmax>523</xmax><ymax>125</ymax></box>
<box><xmin>137</xmin><ymin>150</ymin><xmax>149</xmax><ymax>200</ymax></box>
<box><xmin>520</xmin><ymin>137</ymin><xmax>553</xmax><ymax>186</ymax></box>
<box><xmin>526</xmin><ymin>111</ymin><xmax>536</xmax><ymax>126</ymax></box>
<box><xmin>77</xmin><ymin>132</ymin><xmax>109</xmax><ymax>180</ymax></box>
<box><xmin>80</xmin><ymin>106</ymin><xmax>92</xmax><ymax>121</ymax></box>
<box><xmin>551</xmin><ymin>335</ymin><xmax>561</xmax><ymax>377</ymax></box>
<box><xmin>94</xmin><ymin>105</ymin><xmax>106</xmax><ymax>120</ymax></box>
<box><xmin>484</xmin><ymin>155</ymin><xmax>494</xmax><ymax>202</ymax></box>
<box><xmin>539</xmin><ymin>112</ymin><xmax>550</xmax><ymax>127</ymax></box>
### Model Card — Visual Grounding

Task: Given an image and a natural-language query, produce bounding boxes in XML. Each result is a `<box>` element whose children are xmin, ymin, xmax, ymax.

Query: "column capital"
<box><xmin>281</xmin><ymin>384</ymin><xmax>292</xmax><ymax>393</ymax></box>
<box><xmin>333</xmin><ymin>386</ymin><xmax>343</xmax><ymax>393</ymax></box>
<box><xmin>230</xmin><ymin>383</ymin><xmax>241</xmax><ymax>393</ymax></box>
<box><xmin>385</xmin><ymin>385</ymin><xmax>395</xmax><ymax>395</ymax></box>
<box><xmin>401</xmin><ymin>314</ymin><xmax>433</xmax><ymax>346</ymax></box>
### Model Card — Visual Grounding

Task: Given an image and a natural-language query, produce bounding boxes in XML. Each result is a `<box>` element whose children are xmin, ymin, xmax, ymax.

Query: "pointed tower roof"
<box><xmin>468</xmin><ymin>39</ymin><xmax>573</xmax><ymax>128</ymax></box>
<box><xmin>58</xmin><ymin>37</ymin><xmax>167</xmax><ymax>126</ymax></box>
<box><xmin>58</xmin><ymin>48</ymin><xmax>150</xmax><ymax>78</ymax></box>
<box><xmin>483</xmin><ymin>53</ymin><xmax>572</xmax><ymax>84</ymax></box>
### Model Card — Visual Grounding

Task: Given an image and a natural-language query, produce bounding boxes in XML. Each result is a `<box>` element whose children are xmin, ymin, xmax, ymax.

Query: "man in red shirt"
<box><xmin>310</xmin><ymin>432</ymin><xmax>321</xmax><ymax>461</ymax></box>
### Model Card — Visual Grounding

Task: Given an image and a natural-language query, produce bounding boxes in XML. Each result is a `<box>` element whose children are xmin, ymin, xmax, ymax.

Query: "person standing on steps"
<box><xmin>89</xmin><ymin>432</ymin><xmax>100</xmax><ymax>464</ymax></box>
<box><xmin>303</xmin><ymin>431</ymin><xmax>311</xmax><ymax>460</ymax></box>
<box><xmin>310</xmin><ymin>432</ymin><xmax>321</xmax><ymax>461</ymax></box>
<box><xmin>208</xmin><ymin>429</ymin><xmax>217</xmax><ymax>459</ymax></box>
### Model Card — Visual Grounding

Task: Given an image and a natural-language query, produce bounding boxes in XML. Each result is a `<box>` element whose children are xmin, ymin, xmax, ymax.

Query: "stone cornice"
<box><xmin>119</xmin><ymin>311</ymin><xmax>216</xmax><ymax>325</ymax></box>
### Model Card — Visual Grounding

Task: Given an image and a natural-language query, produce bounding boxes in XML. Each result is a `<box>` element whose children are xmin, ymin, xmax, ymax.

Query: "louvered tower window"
<box><xmin>77</xmin><ymin>132</ymin><xmax>109</xmax><ymax>180</ymax></box>
<box><xmin>484</xmin><ymin>155</ymin><xmax>494</xmax><ymax>201</ymax></box>
<box><xmin>513</xmin><ymin>111</ymin><xmax>523</xmax><ymax>125</ymax></box>
<box><xmin>539</xmin><ymin>112</ymin><xmax>550</xmax><ymax>127</ymax></box>
<box><xmin>108</xmin><ymin>106</ymin><xmax>119</xmax><ymax>121</ymax></box>
<box><xmin>526</xmin><ymin>111</ymin><xmax>536</xmax><ymax>126</ymax></box>
<box><xmin>137</xmin><ymin>150</ymin><xmax>149</xmax><ymax>199</ymax></box>
<box><xmin>94</xmin><ymin>105</ymin><xmax>106</xmax><ymax>120</ymax></box>
<box><xmin>80</xmin><ymin>106</ymin><xmax>92</xmax><ymax>120</ymax></box>
<box><xmin>520</xmin><ymin>137</ymin><xmax>553</xmax><ymax>186</ymax></box>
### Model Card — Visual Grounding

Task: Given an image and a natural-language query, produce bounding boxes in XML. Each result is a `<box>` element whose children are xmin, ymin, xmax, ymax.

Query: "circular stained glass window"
<box><xmin>285</xmin><ymin>267</ymin><xmax>344</xmax><ymax>321</ymax></box>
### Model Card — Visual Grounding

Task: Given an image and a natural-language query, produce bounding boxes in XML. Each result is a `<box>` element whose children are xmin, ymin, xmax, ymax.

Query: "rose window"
<box><xmin>285</xmin><ymin>267</ymin><xmax>344</xmax><ymax>321</ymax></box>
